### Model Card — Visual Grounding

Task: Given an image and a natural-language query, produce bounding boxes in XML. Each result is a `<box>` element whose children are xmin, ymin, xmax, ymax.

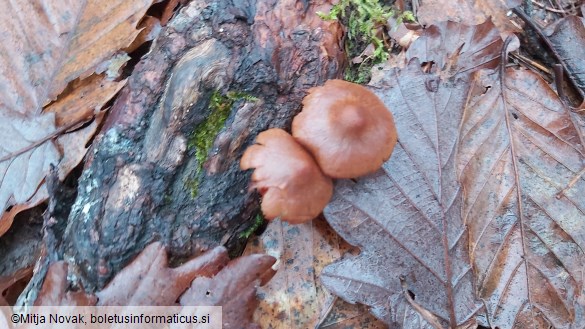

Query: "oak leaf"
<box><xmin>180</xmin><ymin>252</ymin><xmax>277</xmax><ymax>329</ymax></box>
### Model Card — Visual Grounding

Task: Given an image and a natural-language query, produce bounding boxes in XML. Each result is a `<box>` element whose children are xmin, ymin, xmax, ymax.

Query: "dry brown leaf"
<box><xmin>243</xmin><ymin>217</ymin><xmax>340</xmax><ymax>328</ymax></box>
<box><xmin>544</xmin><ymin>15</ymin><xmax>585</xmax><ymax>93</ymax></box>
<box><xmin>323</xmin><ymin>18</ymin><xmax>585</xmax><ymax>328</ymax></box>
<box><xmin>321</xmin><ymin>20</ymin><xmax>505</xmax><ymax>327</ymax></box>
<box><xmin>44</xmin><ymin>76</ymin><xmax>125</xmax><ymax>127</ymax></box>
<box><xmin>96</xmin><ymin>242</ymin><xmax>229</xmax><ymax>306</ymax></box>
<box><xmin>11</xmin><ymin>243</ymin><xmax>273</xmax><ymax>329</ymax></box>
<box><xmin>0</xmin><ymin>267</ymin><xmax>33</xmax><ymax>306</ymax></box>
<box><xmin>35</xmin><ymin>262</ymin><xmax>96</xmax><ymax>306</ymax></box>
<box><xmin>244</xmin><ymin>217</ymin><xmax>389</xmax><ymax>329</ymax></box>
<box><xmin>322</xmin><ymin>58</ymin><xmax>482</xmax><ymax>328</ymax></box>
<box><xmin>406</xmin><ymin>19</ymin><xmax>503</xmax><ymax>78</ymax></box>
<box><xmin>0</xmin><ymin>112</ymin><xmax>60</xmax><ymax>230</ymax></box>
<box><xmin>460</xmin><ymin>67</ymin><xmax>585</xmax><ymax>328</ymax></box>
<box><xmin>416</xmin><ymin>0</ymin><xmax>520</xmax><ymax>37</ymax></box>
<box><xmin>317</xmin><ymin>297</ymin><xmax>388</xmax><ymax>329</ymax></box>
<box><xmin>416</xmin><ymin>0</ymin><xmax>481</xmax><ymax>26</ymax></box>
<box><xmin>0</xmin><ymin>0</ymin><xmax>155</xmax><ymax>234</ymax></box>
<box><xmin>180</xmin><ymin>253</ymin><xmax>276</xmax><ymax>329</ymax></box>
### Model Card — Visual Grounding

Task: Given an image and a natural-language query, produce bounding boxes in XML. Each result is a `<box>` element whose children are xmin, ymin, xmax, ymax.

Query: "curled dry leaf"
<box><xmin>406</xmin><ymin>19</ymin><xmax>503</xmax><ymax>78</ymax></box>
<box><xmin>96</xmin><ymin>242</ymin><xmax>229</xmax><ymax>306</ymax></box>
<box><xmin>0</xmin><ymin>0</ymin><xmax>156</xmax><ymax>235</ymax></box>
<box><xmin>24</xmin><ymin>242</ymin><xmax>275</xmax><ymax>329</ymax></box>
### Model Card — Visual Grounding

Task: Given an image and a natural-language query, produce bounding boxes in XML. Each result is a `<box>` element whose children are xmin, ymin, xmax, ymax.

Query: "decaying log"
<box><xmin>50</xmin><ymin>0</ymin><xmax>345</xmax><ymax>292</ymax></box>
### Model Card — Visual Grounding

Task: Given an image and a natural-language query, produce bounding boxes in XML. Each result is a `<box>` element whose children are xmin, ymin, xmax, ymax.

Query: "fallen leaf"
<box><xmin>320</xmin><ymin>20</ymin><xmax>505</xmax><ymax>327</ymax></box>
<box><xmin>459</xmin><ymin>66</ymin><xmax>585</xmax><ymax>328</ymax></box>
<box><xmin>180</xmin><ymin>253</ymin><xmax>276</xmax><ymax>329</ymax></box>
<box><xmin>0</xmin><ymin>0</ymin><xmax>156</xmax><ymax>234</ymax></box>
<box><xmin>406</xmin><ymin>19</ymin><xmax>503</xmax><ymax>77</ymax></box>
<box><xmin>35</xmin><ymin>262</ymin><xmax>96</xmax><ymax>306</ymax></box>
<box><xmin>0</xmin><ymin>267</ymin><xmax>33</xmax><ymax>306</ymax></box>
<box><xmin>96</xmin><ymin>242</ymin><xmax>229</xmax><ymax>306</ymax></box>
<box><xmin>44</xmin><ymin>76</ymin><xmax>125</xmax><ymax>127</ymax></box>
<box><xmin>322</xmin><ymin>58</ymin><xmax>483</xmax><ymax>327</ymax></box>
<box><xmin>28</xmin><ymin>242</ymin><xmax>275</xmax><ymax>329</ymax></box>
<box><xmin>0</xmin><ymin>112</ymin><xmax>60</xmax><ymax>231</ymax></box>
<box><xmin>243</xmin><ymin>217</ymin><xmax>342</xmax><ymax>328</ymax></box>
<box><xmin>317</xmin><ymin>296</ymin><xmax>388</xmax><ymax>329</ymax></box>
<box><xmin>415</xmin><ymin>0</ymin><xmax>481</xmax><ymax>26</ymax></box>
<box><xmin>544</xmin><ymin>15</ymin><xmax>585</xmax><ymax>93</ymax></box>
<box><xmin>416</xmin><ymin>0</ymin><xmax>521</xmax><ymax>37</ymax></box>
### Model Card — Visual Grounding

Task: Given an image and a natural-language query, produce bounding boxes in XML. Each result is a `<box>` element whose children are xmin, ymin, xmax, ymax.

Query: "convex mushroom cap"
<box><xmin>292</xmin><ymin>79</ymin><xmax>397</xmax><ymax>178</ymax></box>
<box><xmin>240</xmin><ymin>128</ymin><xmax>333</xmax><ymax>224</ymax></box>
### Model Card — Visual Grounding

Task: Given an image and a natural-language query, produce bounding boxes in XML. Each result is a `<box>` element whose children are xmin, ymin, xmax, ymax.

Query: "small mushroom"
<box><xmin>292</xmin><ymin>79</ymin><xmax>397</xmax><ymax>178</ymax></box>
<box><xmin>240</xmin><ymin>128</ymin><xmax>333</xmax><ymax>224</ymax></box>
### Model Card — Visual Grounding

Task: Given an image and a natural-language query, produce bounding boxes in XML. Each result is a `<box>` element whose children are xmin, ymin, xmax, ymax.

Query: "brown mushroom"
<box><xmin>292</xmin><ymin>79</ymin><xmax>397</xmax><ymax>178</ymax></box>
<box><xmin>240</xmin><ymin>128</ymin><xmax>333</xmax><ymax>224</ymax></box>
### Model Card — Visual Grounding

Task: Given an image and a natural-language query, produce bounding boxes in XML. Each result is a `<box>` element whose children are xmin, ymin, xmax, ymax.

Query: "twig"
<box><xmin>531</xmin><ymin>0</ymin><xmax>567</xmax><ymax>13</ymax></box>
<box><xmin>510</xmin><ymin>52</ymin><xmax>553</xmax><ymax>79</ymax></box>
<box><xmin>553</xmin><ymin>64</ymin><xmax>569</xmax><ymax>105</ymax></box>
<box><xmin>551</xmin><ymin>0</ymin><xmax>569</xmax><ymax>16</ymax></box>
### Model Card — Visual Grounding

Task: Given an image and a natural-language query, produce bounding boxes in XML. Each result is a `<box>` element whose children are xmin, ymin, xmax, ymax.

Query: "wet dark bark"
<box><xmin>32</xmin><ymin>0</ymin><xmax>345</xmax><ymax>293</ymax></box>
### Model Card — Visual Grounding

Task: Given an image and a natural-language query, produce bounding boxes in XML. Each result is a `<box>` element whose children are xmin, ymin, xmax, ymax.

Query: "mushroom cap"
<box><xmin>292</xmin><ymin>79</ymin><xmax>398</xmax><ymax>178</ymax></box>
<box><xmin>240</xmin><ymin>128</ymin><xmax>333</xmax><ymax>224</ymax></box>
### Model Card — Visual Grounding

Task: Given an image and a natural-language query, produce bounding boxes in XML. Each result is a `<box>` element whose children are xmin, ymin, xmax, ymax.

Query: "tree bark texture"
<box><xmin>53</xmin><ymin>0</ymin><xmax>345</xmax><ymax>292</ymax></box>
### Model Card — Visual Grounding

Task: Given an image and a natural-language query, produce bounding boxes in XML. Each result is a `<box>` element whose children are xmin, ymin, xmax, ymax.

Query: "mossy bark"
<box><xmin>22</xmin><ymin>0</ymin><xmax>346</xmax><ymax>294</ymax></box>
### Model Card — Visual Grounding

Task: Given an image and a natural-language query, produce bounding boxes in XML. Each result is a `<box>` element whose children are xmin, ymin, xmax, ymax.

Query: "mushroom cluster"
<box><xmin>241</xmin><ymin>79</ymin><xmax>397</xmax><ymax>224</ymax></box>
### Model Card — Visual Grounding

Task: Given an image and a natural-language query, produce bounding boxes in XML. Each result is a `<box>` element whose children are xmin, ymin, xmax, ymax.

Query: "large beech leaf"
<box><xmin>242</xmin><ymin>217</ymin><xmax>387</xmax><ymax>328</ymax></box>
<box><xmin>322</xmin><ymin>59</ymin><xmax>482</xmax><ymax>327</ymax></box>
<box><xmin>459</xmin><ymin>68</ymin><xmax>585</xmax><ymax>328</ymax></box>
<box><xmin>0</xmin><ymin>0</ymin><xmax>153</xmax><ymax>109</ymax></box>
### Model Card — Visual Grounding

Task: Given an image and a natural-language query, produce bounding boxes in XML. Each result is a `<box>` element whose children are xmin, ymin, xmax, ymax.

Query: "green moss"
<box><xmin>317</xmin><ymin>0</ymin><xmax>415</xmax><ymax>83</ymax></box>
<box><xmin>186</xmin><ymin>90</ymin><xmax>257</xmax><ymax>198</ymax></box>
<box><xmin>238</xmin><ymin>213</ymin><xmax>266</xmax><ymax>239</ymax></box>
